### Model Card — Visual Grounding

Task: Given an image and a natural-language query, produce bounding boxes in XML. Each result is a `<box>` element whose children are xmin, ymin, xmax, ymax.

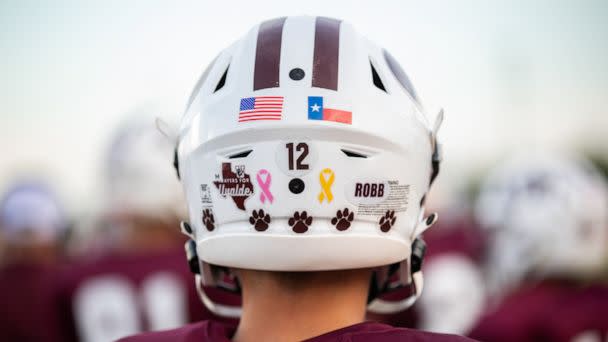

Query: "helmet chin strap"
<box><xmin>194</xmin><ymin>274</ymin><xmax>242</xmax><ymax>318</ymax></box>
<box><xmin>183</xmin><ymin>235</ymin><xmax>242</xmax><ymax>318</ymax></box>
<box><xmin>367</xmin><ymin>212</ymin><xmax>437</xmax><ymax>315</ymax></box>
<box><xmin>367</xmin><ymin>271</ymin><xmax>424</xmax><ymax>314</ymax></box>
<box><xmin>196</xmin><ymin>266</ymin><xmax>424</xmax><ymax>318</ymax></box>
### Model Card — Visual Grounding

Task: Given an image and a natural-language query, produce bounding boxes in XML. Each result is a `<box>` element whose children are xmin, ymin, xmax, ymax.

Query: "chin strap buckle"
<box><xmin>410</xmin><ymin>237</ymin><xmax>427</xmax><ymax>274</ymax></box>
<box><xmin>367</xmin><ymin>236</ymin><xmax>428</xmax><ymax>314</ymax></box>
<box><xmin>185</xmin><ymin>239</ymin><xmax>200</xmax><ymax>275</ymax></box>
<box><xmin>195</xmin><ymin>274</ymin><xmax>243</xmax><ymax>318</ymax></box>
<box><xmin>184</xmin><ymin>237</ymin><xmax>243</xmax><ymax>318</ymax></box>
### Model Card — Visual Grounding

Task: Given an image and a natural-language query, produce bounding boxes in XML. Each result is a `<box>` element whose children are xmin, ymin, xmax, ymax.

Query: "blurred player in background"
<box><xmin>0</xmin><ymin>181</ymin><xmax>69</xmax><ymax>341</ymax></box>
<box><xmin>54</xmin><ymin>115</ymin><xmax>238</xmax><ymax>342</ymax></box>
<box><xmin>469</xmin><ymin>153</ymin><xmax>608</xmax><ymax>342</ymax></box>
<box><xmin>97</xmin><ymin>114</ymin><xmax>187</xmax><ymax>253</ymax></box>
<box><xmin>416</xmin><ymin>204</ymin><xmax>487</xmax><ymax>336</ymax></box>
<box><xmin>121</xmin><ymin>16</ymin><xmax>475</xmax><ymax>342</ymax></box>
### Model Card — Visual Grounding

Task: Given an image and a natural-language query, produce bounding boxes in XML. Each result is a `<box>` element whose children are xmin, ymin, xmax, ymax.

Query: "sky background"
<box><xmin>1</xmin><ymin>0</ymin><xmax>607</xmax><ymax>212</ymax></box>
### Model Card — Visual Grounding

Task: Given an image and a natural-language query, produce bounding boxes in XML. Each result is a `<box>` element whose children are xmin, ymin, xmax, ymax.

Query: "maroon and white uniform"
<box><xmin>0</xmin><ymin>263</ymin><xmax>63</xmax><ymax>342</ymax></box>
<box><xmin>469</xmin><ymin>281</ymin><xmax>608</xmax><ymax>342</ymax></box>
<box><xmin>54</xmin><ymin>247</ymin><xmax>239</xmax><ymax>342</ymax></box>
<box><xmin>119</xmin><ymin>320</ymin><xmax>477</xmax><ymax>342</ymax></box>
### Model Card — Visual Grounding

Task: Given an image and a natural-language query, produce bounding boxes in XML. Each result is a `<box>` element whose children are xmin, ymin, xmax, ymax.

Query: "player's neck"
<box><xmin>232</xmin><ymin>268</ymin><xmax>372</xmax><ymax>342</ymax></box>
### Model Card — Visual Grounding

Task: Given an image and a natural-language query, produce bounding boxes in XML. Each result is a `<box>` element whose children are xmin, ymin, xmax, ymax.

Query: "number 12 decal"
<box><xmin>286</xmin><ymin>142</ymin><xmax>309</xmax><ymax>170</ymax></box>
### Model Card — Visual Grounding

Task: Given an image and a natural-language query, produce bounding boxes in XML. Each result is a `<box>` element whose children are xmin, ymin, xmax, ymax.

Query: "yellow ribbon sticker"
<box><xmin>318</xmin><ymin>168</ymin><xmax>335</xmax><ymax>203</ymax></box>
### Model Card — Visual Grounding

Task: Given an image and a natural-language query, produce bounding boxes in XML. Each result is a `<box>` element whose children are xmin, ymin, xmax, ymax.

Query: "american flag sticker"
<box><xmin>239</xmin><ymin>96</ymin><xmax>284</xmax><ymax>122</ymax></box>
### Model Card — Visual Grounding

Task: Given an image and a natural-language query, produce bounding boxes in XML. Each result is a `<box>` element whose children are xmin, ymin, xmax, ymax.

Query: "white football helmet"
<box><xmin>476</xmin><ymin>152</ymin><xmax>608</xmax><ymax>295</ymax></box>
<box><xmin>0</xmin><ymin>181</ymin><xmax>67</xmax><ymax>244</ymax></box>
<box><xmin>418</xmin><ymin>254</ymin><xmax>485</xmax><ymax>335</ymax></box>
<box><xmin>175</xmin><ymin>16</ymin><xmax>443</xmax><ymax>316</ymax></box>
<box><xmin>105</xmin><ymin>114</ymin><xmax>186</xmax><ymax>221</ymax></box>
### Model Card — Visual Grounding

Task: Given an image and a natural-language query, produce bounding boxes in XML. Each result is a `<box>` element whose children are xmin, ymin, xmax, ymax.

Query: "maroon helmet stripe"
<box><xmin>254</xmin><ymin>17</ymin><xmax>287</xmax><ymax>90</ymax></box>
<box><xmin>312</xmin><ymin>17</ymin><xmax>342</xmax><ymax>91</ymax></box>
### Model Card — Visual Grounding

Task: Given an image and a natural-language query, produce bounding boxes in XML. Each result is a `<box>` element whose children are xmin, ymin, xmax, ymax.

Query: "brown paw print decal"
<box><xmin>379</xmin><ymin>210</ymin><xmax>396</xmax><ymax>232</ymax></box>
<box><xmin>331</xmin><ymin>208</ymin><xmax>354</xmax><ymax>231</ymax></box>
<box><xmin>249</xmin><ymin>209</ymin><xmax>271</xmax><ymax>232</ymax></box>
<box><xmin>202</xmin><ymin>208</ymin><xmax>215</xmax><ymax>231</ymax></box>
<box><xmin>288</xmin><ymin>211</ymin><xmax>313</xmax><ymax>233</ymax></box>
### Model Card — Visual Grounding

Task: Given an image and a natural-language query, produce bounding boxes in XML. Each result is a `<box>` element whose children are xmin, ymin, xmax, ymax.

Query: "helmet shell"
<box><xmin>178</xmin><ymin>16</ymin><xmax>435</xmax><ymax>271</ymax></box>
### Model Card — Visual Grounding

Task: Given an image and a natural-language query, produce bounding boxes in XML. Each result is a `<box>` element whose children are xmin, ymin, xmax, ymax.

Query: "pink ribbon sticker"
<box><xmin>256</xmin><ymin>169</ymin><xmax>274</xmax><ymax>204</ymax></box>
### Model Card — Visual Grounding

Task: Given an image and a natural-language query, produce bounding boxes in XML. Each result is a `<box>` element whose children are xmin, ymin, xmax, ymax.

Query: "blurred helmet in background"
<box><xmin>105</xmin><ymin>115</ymin><xmax>186</xmax><ymax>222</ymax></box>
<box><xmin>0</xmin><ymin>181</ymin><xmax>67</xmax><ymax>245</ymax></box>
<box><xmin>418</xmin><ymin>254</ymin><xmax>485</xmax><ymax>335</ymax></box>
<box><xmin>475</xmin><ymin>152</ymin><xmax>608</xmax><ymax>294</ymax></box>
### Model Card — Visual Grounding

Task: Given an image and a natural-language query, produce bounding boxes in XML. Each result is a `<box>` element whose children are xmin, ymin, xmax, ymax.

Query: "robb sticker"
<box><xmin>345</xmin><ymin>179</ymin><xmax>389</xmax><ymax>205</ymax></box>
<box><xmin>345</xmin><ymin>179</ymin><xmax>409</xmax><ymax>216</ymax></box>
<box><xmin>213</xmin><ymin>163</ymin><xmax>254</xmax><ymax>210</ymax></box>
<box><xmin>355</xmin><ymin>182</ymin><xmax>386</xmax><ymax>200</ymax></box>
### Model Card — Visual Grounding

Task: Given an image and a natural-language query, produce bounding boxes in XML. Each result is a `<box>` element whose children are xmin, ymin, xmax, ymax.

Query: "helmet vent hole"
<box><xmin>228</xmin><ymin>150</ymin><xmax>252</xmax><ymax>159</ymax></box>
<box><xmin>341</xmin><ymin>149</ymin><xmax>368</xmax><ymax>158</ymax></box>
<box><xmin>214</xmin><ymin>65</ymin><xmax>229</xmax><ymax>92</ymax></box>
<box><xmin>289</xmin><ymin>68</ymin><xmax>305</xmax><ymax>80</ymax></box>
<box><xmin>370</xmin><ymin>62</ymin><xmax>386</xmax><ymax>92</ymax></box>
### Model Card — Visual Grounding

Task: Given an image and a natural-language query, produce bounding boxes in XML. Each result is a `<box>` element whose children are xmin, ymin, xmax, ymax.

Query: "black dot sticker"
<box><xmin>289</xmin><ymin>68</ymin><xmax>305</xmax><ymax>81</ymax></box>
<box><xmin>289</xmin><ymin>178</ymin><xmax>305</xmax><ymax>194</ymax></box>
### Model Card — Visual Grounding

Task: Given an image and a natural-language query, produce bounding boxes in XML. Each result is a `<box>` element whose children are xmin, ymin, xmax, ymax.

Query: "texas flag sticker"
<box><xmin>308</xmin><ymin>96</ymin><xmax>352</xmax><ymax>124</ymax></box>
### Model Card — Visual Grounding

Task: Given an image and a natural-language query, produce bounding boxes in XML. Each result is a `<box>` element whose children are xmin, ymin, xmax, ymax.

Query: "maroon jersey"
<box><xmin>54</xmin><ymin>247</ymin><xmax>239</xmax><ymax>342</ymax></box>
<box><xmin>469</xmin><ymin>281</ymin><xmax>608</xmax><ymax>342</ymax></box>
<box><xmin>540</xmin><ymin>284</ymin><xmax>608</xmax><ymax>341</ymax></box>
<box><xmin>423</xmin><ymin>214</ymin><xmax>486</xmax><ymax>264</ymax></box>
<box><xmin>0</xmin><ymin>263</ymin><xmax>63</xmax><ymax>342</ymax></box>
<box><xmin>119</xmin><ymin>320</ymin><xmax>477</xmax><ymax>342</ymax></box>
